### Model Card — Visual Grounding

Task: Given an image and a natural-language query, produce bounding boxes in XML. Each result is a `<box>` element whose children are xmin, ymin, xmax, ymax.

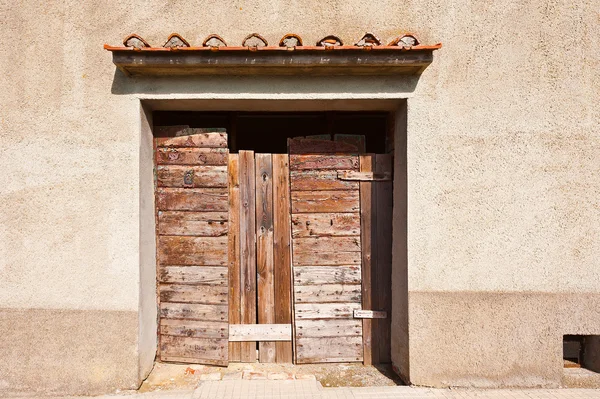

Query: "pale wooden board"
<box><xmin>160</xmin><ymin>336</ymin><xmax>228</xmax><ymax>364</ymax></box>
<box><xmin>290</xmin><ymin>170</ymin><xmax>359</xmax><ymax>191</ymax></box>
<box><xmin>160</xmin><ymin>319</ymin><xmax>228</xmax><ymax>339</ymax></box>
<box><xmin>156</xmin><ymin>132</ymin><xmax>227</xmax><ymax>148</ymax></box>
<box><xmin>359</xmin><ymin>154</ymin><xmax>374</xmax><ymax>365</ymax></box>
<box><xmin>158</xmin><ymin>236</ymin><xmax>228</xmax><ymax>266</ymax></box>
<box><xmin>156</xmin><ymin>147</ymin><xmax>228</xmax><ymax>166</ymax></box>
<box><xmin>295</xmin><ymin>319</ymin><xmax>362</xmax><ymax>338</ymax></box>
<box><xmin>272</xmin><ymin>154</ymin><xmax>293</xmax><ymax>363</ymax></box>
<box><xmin>294</xmin><ymin>284</ymin><xmax>361</xmax><ymax>304</ymax></box>
<box><xmin>291</xmin><ymin>190</ymin><xmax>360</xmax><ymax>213</ymax></box>
<box><xmin>292</xmin><ymin>213</ymin><xmax>360</xmax><ymax>238</ymax></box>
<box><xmin>293</xmin><ymin>236</ymin><xmax>361</xmax><ymax>253</ymax></box>
<box><xmin>337</xmin><ymin>171</ymin><xmax>392</xmax><ymax>181</ymax></box>
<box><xmin>159</xmin><ymin>283</ymin><xmax>227</xmax><ymax>304</ymax></box>
<box><xmin>292</xmin><ymin>251</ymin><xmax>361</xmax><ymax>266</ymax></box>
<box><xmin>227</xmin><ymin>154</ymin><xmax>242</xmax><ymax>361</ymax></box>
<box><xmin>159</xmin><ymin>266</ymin><xmax>228</xmax><ymax>285</ymax></box>
<box><xmin>229</xmin><ymin>324</ymin><xmax>292</xmax><ymax>342</ymax></box>
<box><xmin>295</xmin><ymin>303</ymin><xmax>361</xmax><ymax>320</ymax></box>
<box><xmin>160</xmin><ymin>302</ymin><xmax>228</xmax><ymax>322</ymax></box>
<box><xmin>158</xmin><ymin>211</ymin><xmax>228</xmax><ymax>237</ymax></box>
<box><xmin>157</xmin><ymin>165</ymin><xmax>228</xmax><ymax>188</ymax></box>
<box><xmin>354</xmin><ymin>310</ymin><xmax>387</xmax><ymax>319</ymax></box>
<box><xmin>296</xmin><ymin>336</ymin><xmax>363</xmax><ymax>364</ymax></box>
<box><xmin>293</xmin><ymin>266</ymin><xmax>361</xmax><ymax>285</ymax></box>
<box><xmin>157</xmin><ymin>188</ymin><xmax>228</xmax><ymax>212</ymax></box>
<box><xmin>239</xmin><ymin>150</ymin><xmax>257</xmax><ymax>362</ymax></box>
<box><xmin>289</xmin><ymin>155</ymin><xmax>359</xmax><ymax>171</ymax></box>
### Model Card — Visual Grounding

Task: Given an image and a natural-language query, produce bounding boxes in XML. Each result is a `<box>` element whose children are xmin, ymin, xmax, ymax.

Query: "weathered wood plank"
<box><xmin>288</xmin><ymin>138</ymin><xmax>359</xmax><ymax>154</ymax></box>
<box><xmin>158</xmin><ymin>211</ymin><xmax>228</xmax><ymax>237</ymax></box>
<box><xmin>337</xmin><ymin>171</ymin><xmax>392</xmax><ymax>181</ymax></box>
<box><xmin>272</xmin><ymin>154</ymin><xmax>293</xmax><ymax>363</ymax></box>
<box><xmin>155</xmin><ymin>131</ymin><xmax>227</xmax><ymax>148</ymax></box>
<box><xmin>293</xmin><ymin>237</ymin><xmax>361</xmax><ymax>253</ymax></box>
<box><xmin>294</xmin><ymin>266</ymin><xmax>361</xmax><ymax>285</ymax></box>
<box><xmin>291</xmin><ymin>213</ymin><xmax>360</xmax><ymax>238</ymax></box>
<box><xmin>359</xmin><ymin>154</ymin><xmax>374</xmax><ymax>365</ymax></box>
<box><xmin>227</xmin><ymin>154</ymin><xmax>242</xmax><ymax>361</ymax></box>
<box><xmin>159</xmin><ymin>284</ymin><xmax>228</xmax><ymax>304</ymax></box>
<box><xmin>334</xmin><ymin>134</ymin><xmax>366</xmax><ymax>154</ymax></box>
<box><xmin>160</xmin><ymin>319</ymin><xmax>228</xmax><ymax>339</ymax></box>
<box><xmin>290</xmin><ymin>170</ymin><xmax>359</xmax><ymax>191</ymax></box>
<box><xmin>229</xmin><ymin>324</ymin><xmax>292</xmax><ymax>342</ymax></box>
<box><xmin>353</xmin><ymin>310</ymin><xmax>387</xmax><ymax>319</ymax></box>
<box><xmin>296</xmin><ymin>336</ymin><xmax>363</xmax><ymax>364</ymax></box>
<box><xmin>291</xmin><ymin>190</ymin><xmax>360</xmax><ymax>213</ymax></box>
<box><xmin>295</xmin><ymin>319</ymin><xmax>362</xmax><ymax>338</ymax></box>
<box><xmin>292</xmin><ymin>251</ymin><xmax>361</xmax><ymax>266</ymax></box>
<box><xmin>158</xmin><ymin>236</ymin><xmax>228</xmax><ymax>266</ymax></box>
<box><xmin>294</xmin><ymin>284</ymin><xmax>361</xmax><ymax>304</ymax></box>
<box><xmin>255</xmin><ymin>153</ymin><xmax>276</xmax><ymax>363</ymax></box>
<box><xmin>157</xmin><ymin>165</ymin><xmax>227</xmax><ymax>188</ymax></box>
<box><xmin>156</xmin><ymin>147</ymin><xmax>228</xmax><ymax>166</ymax></box>
<box><xmin>160</xmin><ymin>302</ymin><xmax>228</xmax><ymax>322</ymax></box>
<box><xmin>289</xmin><ymin>155</ymin><xmax>359</xmax><ymax>171</ymax></box>
<box><xmin>160</xmin><ymin>336</ymin><xmax>228</xmax><ymax>365</ymax></box>
<box><xmin>295</xmin><ymin>303</ymin><xmax>361</xmax><ymax>320</ymax></box>
<box><xmin>159</xmin><ymin>266</ymin><xmax>228</xmax><ymax>285</ymax></box>
<box><xmin>157</xmin><ymin>188</ymin><xmax>228</xmax><ymax>212</ymax></box>
<box><xmin>239</xmin><ymin>150</ymin><xmax>257</xmax><ymax>362</ymax></box>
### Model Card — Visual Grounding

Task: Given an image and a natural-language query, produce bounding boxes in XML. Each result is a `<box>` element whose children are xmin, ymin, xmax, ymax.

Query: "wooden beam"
<box><xmin>229</xmin><ymin>324</ymin><xmax>292</xmax><ymax>342</ymax></box>
<box><xmin>337</xmin><ymin>171</ymin><xmax>392</xmax><ymax>181</ymax></box>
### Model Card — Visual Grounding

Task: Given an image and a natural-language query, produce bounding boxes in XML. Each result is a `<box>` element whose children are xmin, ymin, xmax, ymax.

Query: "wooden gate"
<box><xmin>154</xmin><ymin>127</ymin><xmax>391</xmax><ymax>366</ymax></box>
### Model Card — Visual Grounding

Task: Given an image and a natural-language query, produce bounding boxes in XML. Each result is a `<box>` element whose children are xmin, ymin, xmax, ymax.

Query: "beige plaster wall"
<box><xmin>0</xmin><ymin>0</ymin><xmax>598</xmax><ymax>394</ymax></box>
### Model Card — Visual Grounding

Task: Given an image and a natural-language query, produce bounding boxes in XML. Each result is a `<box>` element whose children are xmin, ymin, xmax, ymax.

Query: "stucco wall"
<box><xmin>0</xmin><ymin>0</ymin><xmax>598</xmax><ymax>394</ymax></box>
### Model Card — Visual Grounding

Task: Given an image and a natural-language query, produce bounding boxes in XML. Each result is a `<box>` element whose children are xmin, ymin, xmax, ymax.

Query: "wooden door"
<box><xmin>154</xmin><ymin>127</ymin><xmax>230</xmax><ymax>366</ymax></box>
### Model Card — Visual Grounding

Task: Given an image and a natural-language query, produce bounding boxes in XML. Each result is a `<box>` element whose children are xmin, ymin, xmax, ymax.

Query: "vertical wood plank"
<box><xmin>239</xmin><ymin>150</ymin><xmax>257</xmax><ymax>362</ymax></box>
<box><xmin>227</xmin><ymin>154</ymin><xmax>241</xmax><ymax>361</ymax></box>
<box><xmin>256</xmin><ymin>154</ymin><xmax>276</xmax><ymax>363</ymax></box>
<box><xmin>360</xmin><ymin>154</ymin><xmax>375</xmax><ymax>365</ymax></box>
<box><xmin>273</xmin><ymin>154</ymin><xmax>293</xmax><ymax>363</ymax></box>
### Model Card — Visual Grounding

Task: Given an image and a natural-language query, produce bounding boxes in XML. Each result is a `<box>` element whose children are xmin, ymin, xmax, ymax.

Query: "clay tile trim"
<box><xmin>317</xmin><ymin>35</ymin><xmax>343</xmax><ymax>47</ymax></box>
<box><xmin>163</xmin><ymin>33</ymin><xmax>190</xmax><ymax>48</ymax></box>
<box><xmin>389</xmin><ymin>34</ymin><xmax>420</xmax><ymax>47</ymax></box>
<box><xmin>202</xmin><ymin>34</ymin><xmax>227</xmax><ymax>48</ymax></box>
<box><xmin>123</xmin><ymin>34</ymin><xmax>150</xmax><ymax>49</ymax></box>
<box><xmin>355</xmin><ymin>32</ymin><xmax>381</xmax><ymax>47</ymax></box>
<box><xmin>279</xmin><ymin>33</ymin><xmax>303</xmax><ymax>48</ymax></box>
<box><xmin>242</xmin><ymin>33</ymin><xmax>268</xmax><ymax>47</ymax></box>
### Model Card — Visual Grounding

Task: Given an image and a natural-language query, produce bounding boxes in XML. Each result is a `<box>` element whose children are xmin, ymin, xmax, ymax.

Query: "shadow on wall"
<box><xmin>110</xmin><ymin>68</ymin><xmax>422</xmax><ymax>97</ymax></box>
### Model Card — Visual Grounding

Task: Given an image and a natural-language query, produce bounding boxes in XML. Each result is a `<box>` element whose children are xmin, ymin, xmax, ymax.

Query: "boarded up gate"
<box><xmin>154</xmin><ymin>127</ymin><xmax>392</xmax><ymax>365</ymax></box>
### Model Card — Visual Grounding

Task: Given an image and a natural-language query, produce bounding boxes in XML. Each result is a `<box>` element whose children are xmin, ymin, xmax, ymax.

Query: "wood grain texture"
<box><xmin>290</xmin><ymin>170</ymin><xmax>359</xmax><ymax>191</ymax></box>
<box><xmin>158</xmin><ymin>211</ymin><xmax>228</xmax><ymax>237</ymax></box>
<box><xmin>160</xmin><ymin>336</ymin><xmax>228</xmax><ymax>365</ymax></box>
<box><xmin>156</xmin><ymin>165</ymin><xmax>227</xmax><ymax>188</ymax></box>
<box><xmin>156</xmin><ymin>132</ymin><xmax>227</xmax><ymax>148</ymax></box>
<box><xmin>337</xmin><ymin>171</ymin><xmax>391</xmax><ymax>181</ymax></box>
<box><xmin>160</xmin><ymin>302</ymin><xmax>228</xmax><ymax>322</ymax></box>
<box><xmin>158</xmin><ymin>236</ymin><xmax>228</xmax><ymax>266</ymax></box>
<box><xmin>289</xmin><ymin>155</ymin><xmax>359</xmax><ymax>170</ymax></box>
<box><xmin>238</xmin><ymin>150</ymin><xmax>257</xmax><ymax>362</ymax></box>
<box><xmin>227</xmin><ymin>154</ymin><xmax>242</xmax><ymax>361</ymax></box>
<box><xmin>294</xmin><ymin>284</ymin><xmax>361</xmax><ymax>304</ymax></box>
<box><xmin>272</xmin><ymin>154</ymin><xmax>293</xmax><ymax>363</ymax></box>
<box><xmin>157</xmin><ymin>188</ymin><xmax>228</xmax><ymax>212</ymax></box>
<box><xmin>159</xmin><ymin>266</ymin><xmax>228</xmax><ymax>285</ymax></box>
<box><xmin>291</xmin><ymin>190</ymin><xmax>360</xmax><ymax>213</ymax></box>
<box><xmin>295</xmin><ymin>319</ymin><xmax>362</xmax><ymax>338</ymax></box>
<box><xmin>295</xmin><ymin>302</ymin><xmax>361</xmax><ymax>320</ymax></box>
<box><xmin>288</xmin><ymin>138</ymin><xmax>359</xmax><ymax>154</ymax></box>
<box><xmin>159</xmin><ymin>283</ymin><xmax>228</xmax><ymax>304</ymax></box>
<box><xmin>229</xmin><ymin>324</ymin><xmax>292</xmax><ymax>342</ymax></box>
<box><xmin>255</xmin><ymin>154</ymin><xmax>276</xmax><ymax>363</ymax></box>
<box><xmin>293</xmin><ymin>266</ymin><xmax>361</xmax><ymax>286</ymax></box>
<box><xmin>359</xmin><ymin>154</ymin><xmax>374</xmax><ymax>365</ymax></box>
<box><xmin>292</xmin><ymin>251</ymin><xmax>361</xmax><ymax>266</ymax></box>
<box><xmin>293</xmin><ymin>237</ymin><xmax>361</xmax><ymax>253</ymax></box>
<box><xmin>296</xmin><ymin>336</ymin><xmax>363</xmax><ymax>364</ymax></box>
<box><xmin>291</xmin><ymin>213</ymin><xmax>360</xmax><ymax>238</ymax></box>
<box><xmin>156</xmin><ymin>147</ymin><xmax>228</xmax><ymax>166</ymax></box>
<box><xmin>160</xmin><ymin>319</ymin><xmax>228</xmax><ymax>339</ymax></box>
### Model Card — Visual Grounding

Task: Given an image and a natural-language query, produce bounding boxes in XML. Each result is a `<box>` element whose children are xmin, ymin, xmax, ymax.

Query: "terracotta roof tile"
<box><xmin>242</xmin><ymin>33</ymin><xmax>268</xmax><ymax>48</ymax></box>
<box><xmin>279</xmin><ymin>33</ymin><xmax>303</xmax><ymax>48</ymax></box>
<box><xmin>163</xmin><ymin>33</ymin><xmax>190</xmax><ymax>48</ymax></box>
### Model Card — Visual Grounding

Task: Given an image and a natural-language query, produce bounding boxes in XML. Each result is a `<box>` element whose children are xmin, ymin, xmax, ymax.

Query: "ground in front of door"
<box><xmin>139</xmin><ymin>362</ymin><xmax>402</xmax><ymax>393</ymax></box>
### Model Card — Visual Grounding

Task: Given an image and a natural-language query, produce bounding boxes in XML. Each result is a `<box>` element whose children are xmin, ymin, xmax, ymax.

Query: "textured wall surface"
<box><xmin>0</xmin><ymin>0</ymin><xmax>599</xmax><ymax>394</ymax></box>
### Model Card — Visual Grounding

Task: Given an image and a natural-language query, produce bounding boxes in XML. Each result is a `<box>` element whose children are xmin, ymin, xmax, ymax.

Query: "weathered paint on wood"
<box><xmin>227</xmin><ymin>154</ymin><xmax>242</xmax><ymax>361</ymax></box>
<box><xmin>359</xmin><ymin>154</ymin><xmax>374</xmax><ymax>365</ymax></box>
<box><xmin>158</xmin><ymin>236</ymin><xmax>228</xmax><ymax>266</ymax></box>
<box><xmin>160</xmin><ymin>336</ymin><xmax>228</xmax><ymax>365</ymax></box>
<box><xmin>157</xmin><ymin>188</ymin><xmax>228</xmax><ymax>212</ymax></box>
<box><xmin>289</xmin><ymin>155</ymin><xmax>359</xmax><ymax>171</ymax></box>
<box><xmin>353</xmin><ymin>310</ymin><xmax>387</xmax><ymax>319</ymax></box>
<box><xmin>157</xmin><ymin>165</ymin><xmax>228</xmax><ymax>188</ymax></box>
<box><xmin>158</xmin><ymin>211</ymin><xmax>228</xmax><ymax>237</ymax></box>
<box><xmin>291</xmin><ymin>190</ymin><xmax>360</xmax><ymax>213</ymax></box>
<box><xmin>159</xmin><ymin>283</ymin><xmax>228</xmax><ymax>304</ymax></box>
<box><xmin>159</xmin><ymin>266</ymin><xmax>228</xmax><ymax>285</ymax></box>
<box><xmin>337</xmin><ymin>171</ymin><xmax>392</xmax><ymax>181</ymax></box>
<box><xmin>295</xmin><ymin>336</ymin><xmax>363</xmax><ymax>364</ymax></box>
<box><xmin>295</xmin><ymin>303</ymin><xmax>361</xmax><ymax>320</ymax></box>
<box><xmin>291</xmin><ymin>213</ymin><xmax>360</xmax><ymax>238</ymax></box>
<box><xmin>293</xmin><ymin>266</ymin><xmax>361</xmax><ymax>285</ymax></box>
<box><xmin>156</xmin><ymin>147</ymin><xmax>228</xmax><ymax>166</ymax></box>
<box><xmin>290</xmin><ymin>170</ymin><xmax>359</xmax><ymax>191</ymax></box>
<box><xmin>161</xmin><ymin>319</ymin><xmax>228</xmax><ymax>339</ymax></box>
<box><xmin>229</xmin><ymin>324</ymin><xmax>292</xmax><ymax>342</ymax></box>
<box><xmin>292</xmin><ymin>251</ymin><xmax>361</xmax><ymax>266</ymax></box>
<box><xmin>295</xmin><ymin>319</ymin><xmax>362</xmax><ymax>338</ymax></box>
<box><xmin>156</xmin><ymin>132</ymin><xmax>227</xmax><ymax>148</ymax></box>
<box><xmin>160</xmin><ymin>302</ymin><xmax>228</xmax><ymax>322</ymax></box>
<box><xmin>294</xmin><ymin>284</ymin><xmax>361</xmax><ymax>304</ymax></box>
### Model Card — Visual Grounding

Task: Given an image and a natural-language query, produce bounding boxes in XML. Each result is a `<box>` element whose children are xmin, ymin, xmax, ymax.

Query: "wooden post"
<box><xmin>227</xmin><ymin>154</ymin><xmax>241</xmax><ymax>362</ymax></box>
